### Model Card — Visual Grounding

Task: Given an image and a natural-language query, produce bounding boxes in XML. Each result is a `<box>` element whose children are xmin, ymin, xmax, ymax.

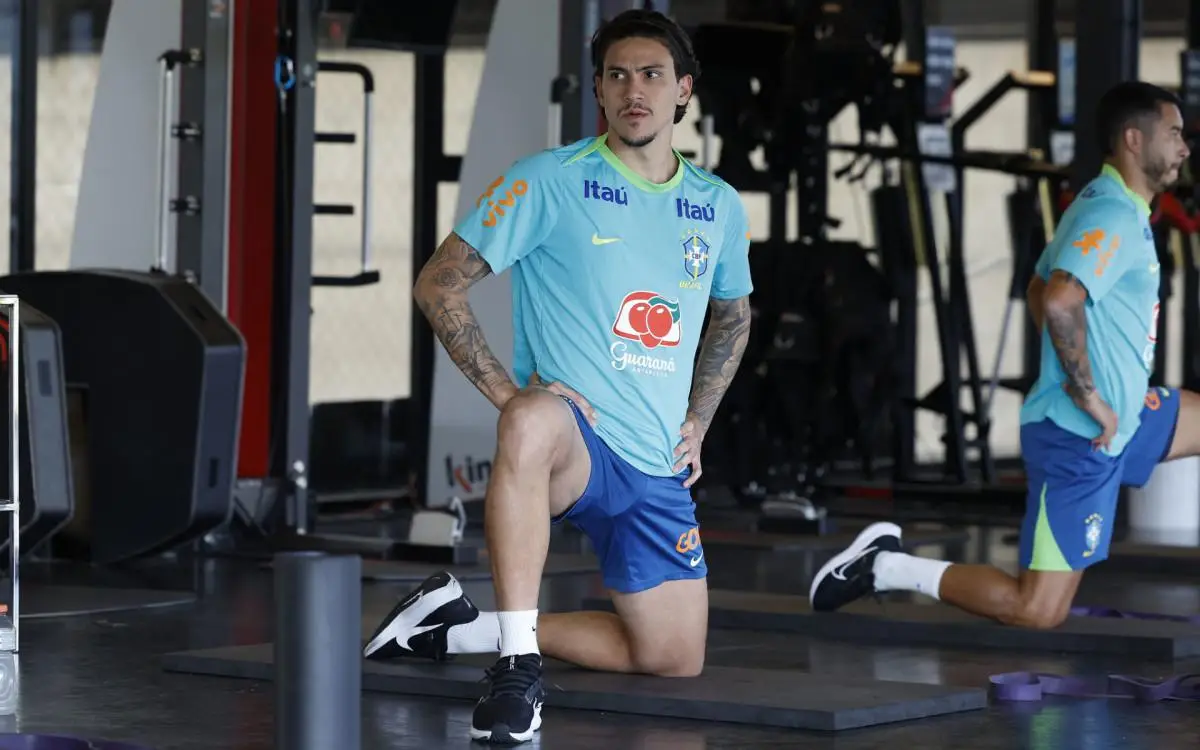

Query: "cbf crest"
<box><xmin>1082</xmin><ymin>513</ymin><xmax>1103</xmax><ymax>558</ymax></box>
<box><xmin>680</xmin><ymin>230</ymin><xmax>710</xmax><ymax>290</ymax></box>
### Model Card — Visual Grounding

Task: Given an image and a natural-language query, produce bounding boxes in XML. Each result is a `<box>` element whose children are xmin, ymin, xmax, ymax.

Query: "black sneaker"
<box><xmin>363</xmin><ymin>571</ymin><xmax>480</xmax><ymax>661</ymax></box>
<box><xmin>469</xmin><ymin>654</ymin><xmax>545</xmax><ymax>744</ymax></box>
<box><xmin>809</xmin><ymin>522</ymin><xmax>903</xmax><ymax>612</ymax></box>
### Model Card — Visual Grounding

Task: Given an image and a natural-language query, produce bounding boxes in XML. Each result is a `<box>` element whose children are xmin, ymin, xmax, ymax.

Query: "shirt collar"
<box><xmin>1100</xmin><ymin>163</ymin><xmax>1151</xmax><ymax>218</ymax></box>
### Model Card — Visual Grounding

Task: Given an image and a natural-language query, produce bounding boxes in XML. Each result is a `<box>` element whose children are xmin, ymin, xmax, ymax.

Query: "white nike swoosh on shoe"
<box><xmin>809</xmin><ymin>522</ymin><xmax>902</xmax><ymax>605</ymax></box>
<box><xmin>363</xmin><ymin>577</ymin><xmax>464</xmax><ymax>656</ymax></box>
<box><xmin>831</xmin><ymin>546</ymin><xmax>877</xmax><ymax>581</ymax></box>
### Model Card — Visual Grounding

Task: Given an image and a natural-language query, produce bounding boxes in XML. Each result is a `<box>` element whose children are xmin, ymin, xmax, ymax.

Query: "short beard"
<box><xmin>1142</xmin><ymin>153</ymin><xmax>1176</xmax><ymax>192</ymax></box>
<box><xmin>618</xmin><ymin>132</ymin><xmax>656</xmax><ymax>148</ymax></box>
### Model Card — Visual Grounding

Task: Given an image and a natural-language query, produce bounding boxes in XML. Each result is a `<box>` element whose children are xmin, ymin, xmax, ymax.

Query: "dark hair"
<box><xmin>590</xmin><ymin>9</ymin><xmax>700</xmax><ymax>124</ymax></box>
<box><xmin>1095</xmin><ymin>81</ymin><xmax>1182</xmax><ymax>156</ymax></box>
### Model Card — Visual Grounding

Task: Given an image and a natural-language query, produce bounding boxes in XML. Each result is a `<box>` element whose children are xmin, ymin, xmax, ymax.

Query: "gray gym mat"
<box><xmin>160</xmin><ymin>643</ymin><xmax>986</xmax><ymax>731</ymax></box>
<box><xmin>700</xmin><ymin>526</ymin><xmax>968</xmax><ymax>552</ymax></box>
<box><xmin>359</xmin><ymin>553</ymin><xmax>598</xmax><ymax>583</ymax></box>
<box><xmin>19</xmin><ymin>585</ymin><xmax>195</xmax><ymax>618</ymax></box>
<box><xmin>584</xmin><ymin>590</ymin><xmax>1200</xmax><ymax>659</ymax></box>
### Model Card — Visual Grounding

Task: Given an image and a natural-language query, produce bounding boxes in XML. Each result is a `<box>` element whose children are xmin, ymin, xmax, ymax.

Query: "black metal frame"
<box><xmin>1023</xmin><ymin>0</ymin><xmax>1062</xmax><ymax>399</ymax></box>
<box><xmin>273</xmin><ymin>0</ymin><xmax>316</xmax><ymax>533</ymax></box>
<box><xmin>9</xmin><ymin>0</ymin><xmax>37</xmax><ymax>274</ymax></box>
<box><xmin>556</xmin><ymin>1</ymin><xmax>599</xmax><ymax>145</ymax></box>
<box><xmin>1071</xmin><ymin>0</ymin><xmax>1141</xmax><ymax>189</ymax></box>
<box><xmin>1183</xmin><ymin>3</ymin><xmax>1200</xmax><ymax>392</ymax></box>
<box><xmin>889</xmin><ymin>17</ymin><xmax>972</xmax><ymax>485</ymax></box>
<box><xmin>311</xmin><ymin>61</ymin><xmax>381</xmax><ymax>288</ymax></box>
<box><xmin>408</xmin><ymin>51</ymin><xmax>462</xmax><ymax>515</ymax></box>
<box><xmin>940</xmin><ymin>71</ymin><xmax>1059</xmax><ymax>482</ymax></box>
<box><xmin>175</xmin><ymin>0</ymin><xmax>233</xmax><ymax>309</ymax></box>
<box><xmin>265</xmin><ymin>1</ymin><xmax>468</xmax><ymax>557</ymax></box>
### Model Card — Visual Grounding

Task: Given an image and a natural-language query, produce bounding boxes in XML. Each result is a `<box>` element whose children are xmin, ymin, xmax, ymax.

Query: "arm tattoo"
<box><xmin>1043</xmin><ymin>270</ymin><xmax>1094</xmax><ymax>400</ymax></box>
<box><xmin>414</xmin><ymin>233</ymin><xmax>515</xmax><ymax>408</ymax></box>
<box><xmin>687</xmin><ymin>296</ymin><xmax>753</xmax><ymax>433</ymax></box>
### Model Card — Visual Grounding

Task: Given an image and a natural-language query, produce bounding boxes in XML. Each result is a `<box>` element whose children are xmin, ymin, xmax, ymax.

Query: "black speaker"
<box><xmin>0</xmin><ymin>301</ymin><xmax>74</xmax><ymax>558</ymax></box>
<box><xmin>0</xmin><ymin>270</ymin><xmax>245</xmax><ymax>564</ymax></box>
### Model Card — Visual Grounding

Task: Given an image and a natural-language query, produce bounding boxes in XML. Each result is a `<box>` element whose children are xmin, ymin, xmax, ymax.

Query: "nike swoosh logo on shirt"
<box><xmin>690</xmin><ymin>553</ymin><xmax>704</xmax><ymax>567</ymax></box>
<box><xmin>592</xmin><ymin>234</ymin><xmax>621</xmax><ymax>245</ymax></box>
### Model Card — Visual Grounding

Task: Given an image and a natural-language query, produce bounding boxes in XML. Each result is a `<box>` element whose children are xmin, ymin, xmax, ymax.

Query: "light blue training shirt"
<box><xmin>453</xmin><ymin>134</ymin><xmax>754</xmax><ymax>476</ymax></box>
<box><xmin>1020</xmin><ymin>164</ymin><xmax>1160</xmax><ymax>456</ymax></box>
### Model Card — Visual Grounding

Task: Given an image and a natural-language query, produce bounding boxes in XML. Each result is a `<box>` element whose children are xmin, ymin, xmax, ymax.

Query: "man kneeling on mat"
<box><xmin>811</xmin><ymin>82</ymin><xmax>1196</xmax><ymax>629</ymax></box>
<box><xmin>363</xmin><ymin>9</ymin><xmax>753</xmax><ymax>745</ymax></box>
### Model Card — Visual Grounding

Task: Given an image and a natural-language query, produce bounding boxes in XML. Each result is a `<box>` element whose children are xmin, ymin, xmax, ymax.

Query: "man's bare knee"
<box><xmin>1000</xmin><ymin>603</ymin><xmax>1068</xmax><ymax>630</ymax></box>
<box><xmin>496</xmin><ymin>391</ymin><xmax>571</xmax><ymax>469</ymax></box>
<box><xmin>997</xmin><ymin>577</ymin><xmax>1074</xmax><ymax>630</ymax></box>
<box><xmin>633</xmin><ymin>645</ymin><xmax>705</xmax><ymax>678</ymax></box>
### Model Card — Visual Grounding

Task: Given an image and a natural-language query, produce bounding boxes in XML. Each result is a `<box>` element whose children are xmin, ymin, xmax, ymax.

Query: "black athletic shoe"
<box><xmin>469</xmin><ymin>654</ymin><xmax>545</xmax><ymax>744</ymax></box>
<box><xmin>363</xmin><ymin>571</ymin><xmax>480</xmax><ymax>661</ymax></box>
<box><xmin>809</xmin><ymin>522</ymin><xmax>903</xmax><ymax>612</ymax></box>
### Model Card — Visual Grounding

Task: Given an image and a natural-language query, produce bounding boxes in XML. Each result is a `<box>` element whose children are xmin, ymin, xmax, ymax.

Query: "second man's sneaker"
<box><xmin>469</xmin><ymin>653</ymin><xmax>545</xmax><ymax>744</ymax></box>
<box><xmin>809</xmin><ymin>522</ymin><xmax>903</xmax><ymax>612</ymax></box>
<box><xmin>363</xmin><ymin>571</ymin><xmax>479</xmax><ymax>661</ymax></box>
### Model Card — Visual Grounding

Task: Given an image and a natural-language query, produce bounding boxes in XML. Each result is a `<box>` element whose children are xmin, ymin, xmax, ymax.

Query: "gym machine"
<box><xmin>199</xmin><ymin>0</ymin><xmax>484</xmax><ymax>565</ymax></box>
<box><xmin>693</xmin><ymin>0</ymin><xmax>1160</xmax><ymax>530</ymax></box>
<box><xmin>0</xmin><ymin>0</ymin><xmax>244</xmax><ymax>565</ymax></box>
<box><xmin>689</xmin><ymin>1</ymin><xmax>956</xmax><ymax>527</ymax></box>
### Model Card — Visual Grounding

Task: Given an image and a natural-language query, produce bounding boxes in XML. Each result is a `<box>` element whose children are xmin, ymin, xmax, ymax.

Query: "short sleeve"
<box><xmin>452</xmin><ymin>151</ymin><xmax>562</xmax><ymax>276</ymax></box>
<box><xmin>711</xmin><ymin>190</ymin><xmax>754</xmax><ymax>300</ymax></box>
<box><xmin>1050</xmin><ymin>200</ymin><xmax>1140</xmax><ymax>302</ymax></box>
<box><xmin>1033</xmin><ymin>245</ymin><xmax>1052</xmax><ymax>280</ymax></box>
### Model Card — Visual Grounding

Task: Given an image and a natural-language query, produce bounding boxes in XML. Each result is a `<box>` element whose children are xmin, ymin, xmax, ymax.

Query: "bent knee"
<box><xmin>999</xmin><ymin>597</ymin><xmax>1070</xmax><ymax>630</ymax></box>
<box><xmin>497</xmin><ymin>391</ymin><xmax>573</xmax><ymax>461</ymax></box>
<box><xmin>633</xmin><ymin>646</ymin><xmax>705</xmax><ymax>678</ymax></box>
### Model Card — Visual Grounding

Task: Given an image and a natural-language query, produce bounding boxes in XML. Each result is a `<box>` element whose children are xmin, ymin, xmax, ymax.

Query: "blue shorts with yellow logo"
<box><xmin>553</xmin><ymin>399</ymin><xmax>707</xmax><ymax>594</ymax></box>
<box><xmin>1020</xmin><ymin>387</ymin><xmax>1181</xmax><ymax>571</ymax></box>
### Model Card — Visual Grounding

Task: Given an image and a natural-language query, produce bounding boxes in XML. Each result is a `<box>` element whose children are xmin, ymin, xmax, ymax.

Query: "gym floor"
<box><xmin>11</xmin><ymin>523</ymin><xmax>1200</xmax><ymax>750</ymax></box>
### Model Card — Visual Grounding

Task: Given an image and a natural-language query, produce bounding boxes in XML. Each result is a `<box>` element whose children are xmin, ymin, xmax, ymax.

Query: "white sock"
<box><xmin>446</xmin><ymin>611</ymin><xmax>501</xmax><ymax>654</ymax></box>
<box><xmin>497</xmin><ymin>610</ymin><xmax>540</xmax><ymax>657</ymax></box>
<box><xmin>872</xmin><ymin>552</ymin><xmax>952</xmax><ymax>600</ymax></box>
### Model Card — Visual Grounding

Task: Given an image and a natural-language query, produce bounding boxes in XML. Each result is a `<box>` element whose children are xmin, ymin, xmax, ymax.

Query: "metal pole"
<box><xmin>9</xmin><ymin>0</ymin><xmax>37</xmax><ymax>274</ymax></box>
<box><xmin>361</xmin><ymin>90</ymin><xmax>374</xmax><ymax>274</ymax></box>
<box><xmin>274</xmin><ymin>552</ymin><xmax>361</xmax><ymax>750</ymax></box>
<box><xmin>1</xmin><ymin>298</ymin><xmax>20</xmax><ymax>653</ymax></box>
<box><xmin>156</xmin><ymin>58</ymin><xmax>175</xmax><ymax>273</ymax></box>
<box><xmin>1072</xmin><ymin>0</ymin><xmax>1141</xmax><ymax>188</ymax></box>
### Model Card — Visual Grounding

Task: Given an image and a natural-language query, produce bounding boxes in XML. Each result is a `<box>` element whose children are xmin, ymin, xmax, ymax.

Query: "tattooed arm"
<box><xmin>413</xmin><ymin>232</ymin><xmax>519</xmax><ymax>410</ymax></box>
<box><xmin>686</xmin><ymin>296</ymin><xmax>753</xmax><ymax>435</ymax></box>
<box><xmin>1042</xmin><ymin>270</ymin><xmax>1093</xmax><ymax>399</ymax></box>
<box><xmin>1043</xmin><ymin>269</ymin><xmax>1118</xmax><ymax>447</ymax></box>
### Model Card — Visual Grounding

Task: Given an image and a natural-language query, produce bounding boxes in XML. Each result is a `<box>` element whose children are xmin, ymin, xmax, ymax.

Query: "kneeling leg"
<box><xmin>485</xmin><ymin>390</ymin><xmax>590</xmax><ymax>655</ymax></box>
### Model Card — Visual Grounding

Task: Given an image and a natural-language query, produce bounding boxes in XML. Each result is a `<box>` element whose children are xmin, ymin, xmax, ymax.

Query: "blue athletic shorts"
<box><xmin>1019</xmin><ymin>386</ymin><xmax>1181</xmax><ymax>571</ymax></box>
<box><xmin>552</xmin><ymin>398</ymin><xmax>707</xmax><ymax>594</ymax></box>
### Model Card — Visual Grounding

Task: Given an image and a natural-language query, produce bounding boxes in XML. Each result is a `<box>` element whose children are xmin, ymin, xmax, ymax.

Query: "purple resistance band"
<box><xmin>989</xmin><ymin>607</ymin><xmax>1200</xmax><ymax>703</ymax></box>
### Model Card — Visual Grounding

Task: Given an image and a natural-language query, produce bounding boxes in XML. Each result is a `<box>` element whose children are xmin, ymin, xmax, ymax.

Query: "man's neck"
<box><xmin>605</xmin><ymin>131</ymin><xmax>679</xmax><ymax>184</ymax></box>
<box><xmin>1107</xmin><ymin>158</ymin><xmax>1156</xmax><ymax>206</ymax></box>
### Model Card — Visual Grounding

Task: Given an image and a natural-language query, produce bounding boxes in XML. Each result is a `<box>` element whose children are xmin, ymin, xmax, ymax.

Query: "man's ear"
<box><xmin>1122</xmin><ymin>124</ymin><xmax>1144</xmax><ymax>156</ymax></box>
<box><xmin>676</xmin><ymin>73</ymin><xmax>693</xmax><ymax>106</ymax></box>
